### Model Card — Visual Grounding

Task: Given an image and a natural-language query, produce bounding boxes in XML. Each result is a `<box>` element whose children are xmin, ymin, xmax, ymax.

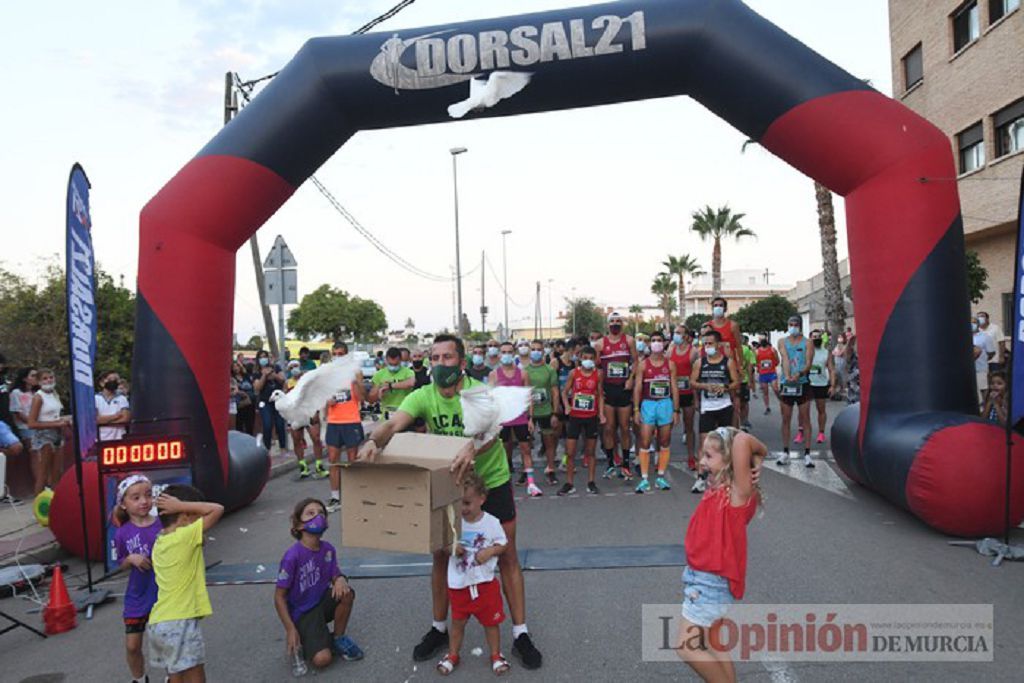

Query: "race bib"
<box><xmin>780</xmin><ymin>383</ymin><xmax>801</xmax><ymax>397</ymax></box>
<box><xmin>334</xmin><ymin>389</ymin><xmax>351</xmax><ymax>403</ymax></box>
<box><xmin>531</xmin><ymin>388</ymin><xmax>549</xmax><ymax>404</ymax></box>
<box><xmin>676</xmin><ymin>377</ymin><xmax>690</xmax><ymax>391</ymax></box>
<box><xmin>606</xmin><ymin>361</ymin><xmax>628</xmax><ymax>379</ymax></box>
<box><xmin>650</xmin><ymin>381</ymin><xmax>670</xmax><ymax>399</ymax></box>
<box><xmin>759</xmin><ymin>359</ymin><xmax>774</xmax><ymax>370</ymax></box>
<box><xmin>573</xmin><ymin>393</ymin><xmax>595</xmax><ymax>411</ymax></box>
<box><xmin>810</xmin><ymin>364</ymin><xmax>823</xmax><ymax>376</ymax></box>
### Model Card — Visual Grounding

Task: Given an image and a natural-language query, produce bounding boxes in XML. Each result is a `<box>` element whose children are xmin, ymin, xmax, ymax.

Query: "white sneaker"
<box><xmin>804</xmin><ymin>453</ymin><xmax>816</xmax><ymax>468</ymax></box>
<box><xmin>527</xmin><ymin>483</ymin><xmax>543</xmax><ymax>498</ymax></box>
<box><xmin>776</xmin><ymin>453</ymin><xmax>791</xmax><ymax>466</ymax></box>
<box><xmin>690</xmin><ymin>477</ymin><xmax>706</xmax><ymax>493</ymax></box>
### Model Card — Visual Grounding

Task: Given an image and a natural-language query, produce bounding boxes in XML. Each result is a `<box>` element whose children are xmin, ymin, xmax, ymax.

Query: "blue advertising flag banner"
<box><xmin>66</xmin><ymin>163</ymin><xmax>98</xmax><ymax>461</ymax></box>
<box><xmin>1012</xmin><ymin>167</ymin><xmax>1024</xmax><ymax>432</ymax></box>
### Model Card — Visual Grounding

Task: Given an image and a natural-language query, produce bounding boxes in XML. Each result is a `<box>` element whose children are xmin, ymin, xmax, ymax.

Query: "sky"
<box><xmin>0</xmin><ymin>0</ymin><xmax>892</xmax><ymax>339</ymax></box>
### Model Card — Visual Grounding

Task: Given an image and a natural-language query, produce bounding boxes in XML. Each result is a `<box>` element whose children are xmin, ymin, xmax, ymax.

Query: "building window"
<box><xmin>902</xmin><ymin>43</ymin><xmax>923</xmax><ymax>90</ymax></box>
<box><xmin>990</xmin><ymin>0</ymin><xmax>1021</xmax><ymax>23</ymax></box>
<box><xmin>994</xmin><ymin>98</ymin><xmax>1024</xmax><ymax>157</ymax></box>
<box><xmin>952</xmin><ymin>2</ymin><xmax>980</xmax><ymax>52</ymax></box>
<box><xmin>957</xmin><ymin>122</ymin><xmax>985</xmax><ymax>173</ymax></box>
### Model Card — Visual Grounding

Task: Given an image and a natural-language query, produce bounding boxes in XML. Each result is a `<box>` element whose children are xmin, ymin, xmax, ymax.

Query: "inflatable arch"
<box><xmin>132</xmin><ymin>0</ymin><xmax>1022</xmax><ymax>534</ymax></box>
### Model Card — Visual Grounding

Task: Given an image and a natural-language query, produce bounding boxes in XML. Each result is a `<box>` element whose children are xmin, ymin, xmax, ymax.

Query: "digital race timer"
<box><xmin>96</xmin><ymin>435</ymin><xmax>190</xmax><ymax>472</ymax></box>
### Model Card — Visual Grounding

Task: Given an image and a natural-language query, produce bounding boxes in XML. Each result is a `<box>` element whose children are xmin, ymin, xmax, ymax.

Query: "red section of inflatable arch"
<box><xmin>760</xmin><ymin>90</ymin><xmax>959</xmax><ymax>437</ymax></box>
<box><xmin>138</xmin><ymin>156</ymin><xmax>295</xmax><ymax>476</ymax></box>
<box><xmin>907</xmin><ymin>425</ymin><xmax>1024</xmax><ymax>536</ymax></box>
<box><xmin>49</xmin><ymin>461</ymin><xmax>104</xmax><ymax>560</ymax></box>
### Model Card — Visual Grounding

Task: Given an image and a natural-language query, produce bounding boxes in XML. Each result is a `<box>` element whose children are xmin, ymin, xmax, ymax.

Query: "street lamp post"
<box><xmin>501</xmin><ymin>229</ymin><xmax>512</xmax><ymax>341</ymax></box>
<box><xmin>450</xmin><ymin>147</ymin><xmax>468</xmax><ymax>335</ymax></box>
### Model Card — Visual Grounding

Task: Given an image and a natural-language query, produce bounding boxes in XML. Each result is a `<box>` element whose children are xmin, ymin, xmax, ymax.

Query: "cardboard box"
<box><xmin>341</xmin><ymin>432</ymin><xmax>468</xmax><ymax>554</ymax></box>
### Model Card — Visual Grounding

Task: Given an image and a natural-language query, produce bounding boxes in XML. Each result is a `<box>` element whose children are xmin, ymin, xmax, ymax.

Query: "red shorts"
<box><xmin>448</xmin><ymin>579</ymin><xmax>504</xmax><ymax>627</ymax></box>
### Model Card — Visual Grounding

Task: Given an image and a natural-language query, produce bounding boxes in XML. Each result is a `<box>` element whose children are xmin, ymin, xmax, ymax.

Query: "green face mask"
<box><xmin>431</xmin><ymin>363</ymin><xmax>463</xmax><ymax>388</ymax></box>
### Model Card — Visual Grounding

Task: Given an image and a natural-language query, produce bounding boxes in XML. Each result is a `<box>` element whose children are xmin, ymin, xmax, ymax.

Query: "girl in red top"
<box><xmin>678</xmin><ymin>427</ymin><xmax>766</xmax><ymax>682</ymax></box>
<box><xmin>755</xmin><ymin>338</ymin><xmax>780</xmax><ymax>416</ymax></box>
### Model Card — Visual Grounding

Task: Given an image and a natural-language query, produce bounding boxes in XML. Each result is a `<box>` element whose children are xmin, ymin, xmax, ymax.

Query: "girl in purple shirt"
<box><xmin>112</xmin><ymin>474</ymin><xmax>162</xmax><ymax>683</ymax></box>
<box><xmin>274</xmin><ymin>498</ymin><xmax>363</xmax><ymax>671</ymax></box>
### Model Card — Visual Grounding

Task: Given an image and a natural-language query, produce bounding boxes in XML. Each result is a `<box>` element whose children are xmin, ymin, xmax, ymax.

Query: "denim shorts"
<box><xmin>681</xmin><ymin>566</ymin><xmax>733</xmax><ymax>628</ymax></box>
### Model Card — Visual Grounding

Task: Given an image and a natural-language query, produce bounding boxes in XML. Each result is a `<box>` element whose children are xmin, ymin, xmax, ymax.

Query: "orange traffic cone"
<box><xmin>42</xmin><ymin>565</ymin><xmax>77</xmax><ymax>635</ymax></box>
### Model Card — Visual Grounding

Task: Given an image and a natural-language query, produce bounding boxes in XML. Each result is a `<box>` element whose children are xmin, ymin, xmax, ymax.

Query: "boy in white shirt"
<box><xmin>437</xmin><ymin>473</ymin><xmax>509</xmax><ymax>676</ymax></box>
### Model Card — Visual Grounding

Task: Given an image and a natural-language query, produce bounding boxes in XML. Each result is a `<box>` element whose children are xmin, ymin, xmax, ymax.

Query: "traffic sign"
<box><xmin>264</xmin><ymin>268</ymin><xmax>297</xmax><ymax>305</ymax></box>
<box><xmin>263</xmin><ymin>235</ymin><xmax>297</xmax><ymax>268</ymax></box>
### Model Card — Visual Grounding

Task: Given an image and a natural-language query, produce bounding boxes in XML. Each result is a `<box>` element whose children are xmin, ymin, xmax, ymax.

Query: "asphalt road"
<box><xmin>3</xmin><ymin>396</ymin><xmax>1023</xmax><ymax>682</ymax></box>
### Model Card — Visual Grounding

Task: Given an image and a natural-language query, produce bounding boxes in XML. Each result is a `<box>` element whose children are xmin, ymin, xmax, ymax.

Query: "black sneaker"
<box><xmin>412</xmin><ymin>626</ymin><xmax>449</xmax><ymax>662</ymax></box>
<box><xmin>516</xmin><ymin>471</ymin><xmax>527</xmax><ymax>486</ymax></box>
<box><xmin>587</xmin><ymin>481</ymin><xmax>600</xmax><ymax>495</ymax></box>
<box><xmin>512</xmin><ymin>632</ymin><xmax>543</xmax><ymax>670</ymax></box>
<box><xmin>557</xmin><ymin>483</ymin><xmax>575</xmax><ymax>496</ymax></box>
<box><xmin>326</xmin><ymin>498</ymin><xmax>341</xmax><ymax>512</ymax></box>
<box><xmin>545</xmin><ymin>471</ymin><xmax>558</xmax><ymax>486</ymax></box>
<box><xmin>0</xmin><ymin>494</ymin><xmax>23</xmax><ymax>506</ymax></box>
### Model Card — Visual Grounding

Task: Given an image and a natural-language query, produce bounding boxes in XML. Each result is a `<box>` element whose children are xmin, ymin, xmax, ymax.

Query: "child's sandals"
<box><xmin>436</xmin><ymin>653</ymin><xmax>459</xmax><ymax>676</ymax></box>
<box><xmin>491</xmin><ymin>653</ymin><xmax>510</xmax><ymax>675</ymax></box>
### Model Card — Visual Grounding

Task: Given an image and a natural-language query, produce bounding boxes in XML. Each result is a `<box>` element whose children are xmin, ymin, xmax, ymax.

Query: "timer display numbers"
<box><xmin>96</xmin><ymin>436</ymin><xmax>190</xmax><ymax>472</ymax></box>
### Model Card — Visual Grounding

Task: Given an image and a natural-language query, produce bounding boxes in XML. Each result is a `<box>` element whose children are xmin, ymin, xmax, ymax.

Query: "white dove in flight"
<box><xmin>447</xmin><ymin>71</ymin><xmax>533</xmax><ymax>119</ymax></box>
<box><xmin>270</xmin><ymin>355</ymin><xmax>361</xmax><ymax>429</ymax></box>
<box><xmin>460</xmin><ymin>384</ymin><xmax>532</xmax><ymax>448</ymax></box>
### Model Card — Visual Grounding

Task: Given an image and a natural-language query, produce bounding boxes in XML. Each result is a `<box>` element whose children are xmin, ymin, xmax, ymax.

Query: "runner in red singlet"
<box><xmin>592</xmin><ymin>312</ymin><xmax>637</xmax><ymax>480</ymax></box>
<box><xmin>559</xmin><ymin>345</ymin><xmax>605</xmax><ymax>496</ymax></box>
<box><xmin>709</xmin><ymin>296</ymin><xmax>743</xmax><ymax>427</ymax></box>
<box><xmin>669</xmin><ymin>324</ymin><xmax>700</xmax><ymax>470</ymax></box>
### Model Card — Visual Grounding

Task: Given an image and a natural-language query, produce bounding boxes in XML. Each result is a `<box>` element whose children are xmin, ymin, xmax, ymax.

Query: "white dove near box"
<box><xmin>340</xmin><ymin>433</ymin><xmax>468</xmax><ymax>554</ymax></box>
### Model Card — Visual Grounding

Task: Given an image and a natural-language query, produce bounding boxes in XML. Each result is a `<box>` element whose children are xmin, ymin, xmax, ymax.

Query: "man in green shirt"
<box><xmin>369</xmin><ymin>347</ymin><xmax>416</xmax><ymax>421</ymax></box>
<box><xmin>525</xmin><ymin>339</ymin><xmax>560</xmax><ymax>488</ymax></box>
<box><xmin>356</xmin><ymin>334</ymin><xmax>543</xmax><ymax>671</ymax></box>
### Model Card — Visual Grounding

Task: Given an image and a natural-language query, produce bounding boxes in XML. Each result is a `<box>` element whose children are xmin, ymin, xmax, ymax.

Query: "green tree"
<box><xmin>662</xmin><ymin>254</ymin><xmax>704</xmax><ymax>322</ymax></box>
<box><xmin>564</xmin><ymin>297</ymin><xmax>605</xmax><ymax>338</ymax></box>
<box><xmin>651</xmin><ymin>273</ymin><xmax>677</xmax><ymax>331</ymax></box>
<box><xmin>0</xmin><ymin>261</ymin><xmax>135</xmax><ymax>398</ymax></box>
<box><xmin>685</xmin><ymin>313</ymin><xmax>711</xmax><ymax>332</ymax></box>
<box><xmin>965</xmin><ymin>250</ymin><xmax>989</xmax><ymax>304</ymax></box>
<box><xmin>731</xmin><ymin>295</ymin><xmax>799</xmax><ymax>336</ymax></box>
<box><xmin>689</xmin><ymin>205</ymin><xmax>756</xmax><ymax>298</ymax></box>
<box><xmin>464</xmin><ymin>331</ymin><xmax>491</xmax><ymax>343</ymax></box>
<box><xmin>287</xmin><ymin>285</ymin><xmax>387</xmax><ymax>342</ymax></box>
<box><xmin>244</xmin><ymin>335</ymin><xmax>263</xmax><ymax>349</ymax></box>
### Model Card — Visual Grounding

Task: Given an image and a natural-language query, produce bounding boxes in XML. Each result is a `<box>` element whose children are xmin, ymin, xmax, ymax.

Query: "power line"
<box><xmin>484</xmin><ymin>252</ymin><xmax>531</xmax><ymax>308</ymax></box>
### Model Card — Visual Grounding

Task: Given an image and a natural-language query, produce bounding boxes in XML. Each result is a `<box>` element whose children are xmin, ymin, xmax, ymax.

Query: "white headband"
<box><xmin>116</xmin><ymin>474</ymin><xmax>151</xmax><ymax>507</ymax></box>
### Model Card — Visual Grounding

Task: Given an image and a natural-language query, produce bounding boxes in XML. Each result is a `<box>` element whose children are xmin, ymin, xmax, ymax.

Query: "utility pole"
<box><xmin>227</xmin><ymin>72</ymin><xmax>278</xmax><ymax>358</ymax></box>
<box><xmin>480</xmin><ymin>251</ymin><xmax>487</xmax><ymax>335</ymax></box>
<box><xmin>451</xmin><ymin>266</ymin><xmax>457</xmax><ymax>333</ymax></box>
<box><xmin>501</xmin><ymin>229</ymin><xmax>511</xmax><ymax>340</ymax></box>
<box><xmin>450</xmin><ymin>147</ymin><xmax>467</xmax><ymax>335</ymax></box>
<box><xmin>534</xmin><ymin>281</ymin><xmax>542</xmax><ymax>339</ymax></box>
<box><xmin>547</xmin><ymin>278</ymin><xmax>553</xmax><ymax>340</ymax></box>
<box><xmin>571</xmin><ymin>286</ymin><xmax>577</xmax><ymax>337</ymax></box>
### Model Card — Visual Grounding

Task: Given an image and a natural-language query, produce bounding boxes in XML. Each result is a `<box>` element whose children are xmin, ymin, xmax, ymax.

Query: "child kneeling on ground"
<box><xmin>274</xmin><ymin>497</ymin><xmax>363</xmax><ymax>671</ymax></box>
<box><xmin>148</xmin><ymin>485</ymin><xmax>224</xmax><ymax>683</ymax></box>
<box><xmin>437</xmin><ymin>473</ymin><xmax>510</xmax><ymax>676</ymax></box>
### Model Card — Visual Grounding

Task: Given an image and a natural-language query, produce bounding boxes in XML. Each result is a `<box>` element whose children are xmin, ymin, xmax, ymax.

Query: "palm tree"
<box><xmin>628</xmin><ymin>304</ymin><xmax>643</xmax><ymax>336</ymax></box>
<box><xmin>651</xmin><ymin>274</ymin><xmax>677</xmax><ymax>332</ymax></box>
<box><xmin>662</xmin><ymin>254</ymin><xmax>704</xmax><ymax>323</ymax></box>
<box><xmin>689</xmin><ymin>205</ymin><xmax>756</xmax><ymax>298</ymax></box>
<box><xmin>814</xmin><ymin>182</ymin><xmax>848</xmax><ymax>343</ymax></box>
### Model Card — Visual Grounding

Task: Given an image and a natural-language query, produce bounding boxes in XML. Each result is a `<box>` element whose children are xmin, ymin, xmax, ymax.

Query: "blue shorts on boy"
<box><xmin>148</xmin><ymin>519</ymin><xmax>211</xmax><ymax>675</ymax></box>
<box><xmin>681</xmin><ymin>566</ymin><xmax>733</xmax><ymax>628</ymax></box>
<box><xmin>640</xmin><ymin>398</ymin><xmax>674</xmax><ymax>427</ymax></box>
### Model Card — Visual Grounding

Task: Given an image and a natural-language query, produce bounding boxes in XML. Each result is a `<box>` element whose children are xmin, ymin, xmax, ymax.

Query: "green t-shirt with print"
<box><xmin>397</xmin><ymin>376</ymin><xmax>510</xmax><ymax>489</ymax></box>
<box><xmin>524</xmin><ymin>363</ymin><xmax>557</xmax><ymax>418</ymax></box>
<box><xmin>372</xmin><ymin>366</ymin><xmax>416</xmax><ymax>414</ymax></box>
